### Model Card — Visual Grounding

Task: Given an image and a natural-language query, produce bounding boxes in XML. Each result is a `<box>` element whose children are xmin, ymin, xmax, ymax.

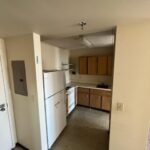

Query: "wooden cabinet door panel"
<box><xmin>98</xmin><ymin>56</ymin><xmax>108</xmax><ymax>75</ymax></box>
<box><xmin>101</xmin><ymin>95</ymin><xmax>111</xmax><ymax>111</ymax></box>
<box><xmin>90</xmin><ymin>94</ymin><xmax>101</xmax><ymax>109</ymax></box>
<box><xmin>77</xmin><ymin>92</ymin><xmax>90</xmax><ymax>106</ymax></box>
<box><xmin>88</xmin><ymin>56</ymin><xmax>98</xmax><ymax>75</ymax></box>
<box><xmin>108</xmin><ymin>55</ymin><xmax>113</xmax><ymax>75</ymax></box>
<box><xmin>79</xmin><ymin>57</ymin><xmax>87</xmax><ymax>74</ymax></box>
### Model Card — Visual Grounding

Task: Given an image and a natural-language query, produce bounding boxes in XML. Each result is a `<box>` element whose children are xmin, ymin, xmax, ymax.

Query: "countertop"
<box><xmin>66</xmin><ymin>82</ymin><xmax>112</xmax><ymax>92</ymax></box>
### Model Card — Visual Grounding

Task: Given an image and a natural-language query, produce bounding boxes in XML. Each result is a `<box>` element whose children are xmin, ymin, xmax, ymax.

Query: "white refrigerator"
<box><xmin>43</xmin><ymin>71</ymin><xmax>67</xmax><ymax>149</ymax></box>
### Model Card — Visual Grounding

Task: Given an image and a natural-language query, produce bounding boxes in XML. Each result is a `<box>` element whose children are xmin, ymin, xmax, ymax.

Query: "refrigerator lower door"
<box><xmin>45</xmin><ymin>90</ymin><xmax>66</xmax><ymax>149</ymax></box>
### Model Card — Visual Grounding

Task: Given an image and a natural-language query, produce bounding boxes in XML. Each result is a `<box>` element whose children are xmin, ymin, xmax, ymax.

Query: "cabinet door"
<box><xmin>101</xmin><ymin>95</ymin><xmax>111</xmax><ymax>111</ymax></box>
<box><xmin>78</xmin><ymin>92</ymin><xmax>90</xmax><ymax>106</ymax></box>
<box><xmin>98</xmin><ymin>56</ymin><xmax>108</xmax><ymax>75</ymax></box>
<box><xmin>57</xmin><ymin>91</ymin><xmax>66</xmax><ymax>136</ymax></box>
<box><xmin>45</xmin><ymin>97</ymin><xmax>57</xmax><ymax>148</ymax></box>
<box><xmin>88</xmin><ymin>56</ymin><xmax>98</xmax><ymax>75</ymax></box>
<box><xmin>68</xmin><ymin>88</ymin><xmax>76</xmax><ymax>114</ymax></box>
<box><xmin>90</xmin><ymin>94</ymin><xmax>101</xmax><ymax>109</ymax></box>
<box><xmin>108</xmin><ymin>55</ymin><xmax>113</xmax><ymax>75</ymax></box>
<box><xmin>68</xmin><ymin>88</ymin><xmax>75</xmax><ymax>107</ymax></box>
<box><xmin>79</xmin><ymin>57</ymin><xmax>88</xmax><ymax>74</ymax></box>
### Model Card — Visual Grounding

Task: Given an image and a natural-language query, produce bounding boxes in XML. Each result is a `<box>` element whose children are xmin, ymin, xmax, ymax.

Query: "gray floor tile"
<box><xmin>51</xmin><ymin>106</ymin><xmax>109</xmax><ymax>150</ymax></box>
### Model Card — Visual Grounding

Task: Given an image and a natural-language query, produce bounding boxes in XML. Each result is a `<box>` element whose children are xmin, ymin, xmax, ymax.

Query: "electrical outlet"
<box><xmin>117</xmin><ymin>102</ymin><xmax>124</xmax><ymax>111</ymax></box>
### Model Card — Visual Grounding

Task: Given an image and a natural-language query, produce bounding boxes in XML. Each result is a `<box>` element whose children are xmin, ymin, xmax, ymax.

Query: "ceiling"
<box><xmin>0</xmin><ymin>0</ymin><xmax>150</xmax><ymax>38</ymax></box>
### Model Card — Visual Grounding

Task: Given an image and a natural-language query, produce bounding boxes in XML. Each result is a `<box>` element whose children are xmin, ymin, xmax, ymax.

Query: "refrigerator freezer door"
<box><xmin>44</xmin><ymin>71</ymin><xmax>65</xmax><ymax>99</ymax></box>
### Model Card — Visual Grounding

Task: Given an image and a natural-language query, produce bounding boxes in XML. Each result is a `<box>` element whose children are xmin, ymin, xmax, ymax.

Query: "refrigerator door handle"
<box><xmin>55</xmin><ymin>101</ymin><xmax>60</xmax><ymax>107</ymax></box>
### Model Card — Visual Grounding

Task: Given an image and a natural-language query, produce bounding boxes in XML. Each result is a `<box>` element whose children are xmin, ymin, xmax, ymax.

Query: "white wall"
<box><xmin>41</xmin><ymin>42</ymin><xmax>61</xmax><ymax>70</ymax></box>
<box><xmin>41</xmin><ymin>41</ymin><xmax>70</xmax><ymax>84</ymax></box>
<box><xmin>71</xmin><ymin>74</ymin><xmax>112</xmax><ymax>86</ymax></box>
<box><xmin>0</xmin><ymin>39</ymin><xmax>16</xmax><ymax>148</ymax></box>
<box><xmin>109</xmin><ymin>23</ymin><xmax>150</xmax><ymax>150</ymax></box>
<box><xmin>70</xmin><ymin>47</ymin><xmax>113</xmax><ymax>86</ymax></box>
<box><xmin>5</xmin><ymin>34</ymin><xmax>46</xmax><ymax>150</ymax></box>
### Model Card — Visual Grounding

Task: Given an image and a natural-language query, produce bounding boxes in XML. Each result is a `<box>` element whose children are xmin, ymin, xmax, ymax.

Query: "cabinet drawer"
<box><xmin>90</xmin><ymin>89</ymin><xmax>111</xmax><ymax>96</ymax></box>
<box><xmin>101</xmin><ymin>90</ymin><xmax>112</xmax><ymax>96</ymax></box>
<box><xmin>77</xmin><ymin>92</ymin><xmax>90</xmax><ymax>106</ymax></box>
<box><xmin>90</xmin><ymin>94</ymin><xmax>101</xmax><ymax>109</ymax></box>
<box><xmin>78</xmin><ymin>87</ymin><xmax>89</xmax><ymax>93</ymax></box>
<box><xmin>90</xmin><ymin>89</ymin><xmax>103</xmax><ymax>95</ymax></box>
<box><xmin>101</xmin><ymin>95</ymin><xmax>111</xmax><ymax>111</ymax></box>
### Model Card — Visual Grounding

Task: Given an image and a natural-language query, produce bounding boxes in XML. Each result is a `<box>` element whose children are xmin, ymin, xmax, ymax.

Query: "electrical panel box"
<box><xmin>11</xmin><ymin>60</ymin><xmax>28</xmax><ymax>96</ymax></box>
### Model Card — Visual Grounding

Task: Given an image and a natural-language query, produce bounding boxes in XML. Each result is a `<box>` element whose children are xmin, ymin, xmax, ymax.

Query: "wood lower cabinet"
<box><xmin>90</xmin><ymin>94</ymin><xmax>101</xmax><ymax>109</ymax></box>
<box><xmin>77</xmin><ymin>87</ymin><xmax>111</xmax><ymax>112</ymax></box>
<box><xmin>77</xmin><ymin>88</ymin><xmax>90</xmax><ymax>106</ymax></box>
<box><xmin>78</xmin><ymin>93</ymin><xmax>90</xmax><ymax>106</ymax></box>
<box><xmin>101</xmin><ymin>95</ymin><xmax>111</xmax><ymax>111</ymax></box>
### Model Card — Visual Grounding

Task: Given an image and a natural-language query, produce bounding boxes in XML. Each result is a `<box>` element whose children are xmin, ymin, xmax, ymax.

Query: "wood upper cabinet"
<box><xmin>107</xmin><ymin>55</ymin><xmax>113</xmax><ymax>75</ymax></box>
<box><xmin>101</xmin><ymin>95</ymin><xmax>111</xmax><ymax>111</ymax></box>
<box><xmin>77</xmin><ymin>88</ymin><xmax>90</xmax><ymax>106</ymax></box>
<box><xmin>98</xmin><ymin>56</ymin><xmax>108</xmax><ymax>75</ymax></box>
<box><xmin>88</xmin><ymin>56</ymin><xmax>98</xmax><ymax>75</ymax></box>
<box><xmin>79</xmin><ymin>57</ymin><xmax>88</xmax><ymax>74</ymax></box>
<box><xmin>79</xmin><ymin>55</ymin><xmax>113</xmax><ymax>76</ymax></box>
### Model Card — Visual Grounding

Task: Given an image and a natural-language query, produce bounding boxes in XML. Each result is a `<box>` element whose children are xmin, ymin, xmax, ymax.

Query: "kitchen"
<box><xmin>41</xmin><ymin>30</ymin><xmax>114</xmax><ymax>150</ymax></box>
<box><xmin>1</xmin><ymin>1</ymin><xmax>150</xmax><ymax>149</ymax></box>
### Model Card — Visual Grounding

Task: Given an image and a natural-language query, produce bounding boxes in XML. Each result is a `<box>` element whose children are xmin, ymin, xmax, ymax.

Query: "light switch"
<box><xmin>117</xmin><ymin>102</ymin><xmax>124</xmax><ymax>111</ymax></box>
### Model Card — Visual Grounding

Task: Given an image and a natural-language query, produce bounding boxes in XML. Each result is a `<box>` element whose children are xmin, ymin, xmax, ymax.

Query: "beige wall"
<box><xmin>5</xmin><ymin>34</ymin><xmax>45</xmax><ymax>150</ymax></box>
<box><xmin>70</xmin><ymin>47</ymin><xmax>113</xmax><ymax>85</ymax></box>
<box><xmin>109</xmin><ymin>23</ymin><xmax>150</xmax><ymax>150</ymax></box>
<box><xmin>0</xmin><ymin>39</ymin><xmax>16</xmax><ymax>148</ymax></box>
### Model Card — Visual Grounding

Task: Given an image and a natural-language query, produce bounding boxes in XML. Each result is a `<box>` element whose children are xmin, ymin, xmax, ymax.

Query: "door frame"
<box><xmin>0</xmin><ymin>39</ymin><xmax>16</xmax><ymax>148</ymax></box>
<box><xmin>108</xmin><ymin>28</ymin><xmax>116</xmax><ymax>149</ymax></box>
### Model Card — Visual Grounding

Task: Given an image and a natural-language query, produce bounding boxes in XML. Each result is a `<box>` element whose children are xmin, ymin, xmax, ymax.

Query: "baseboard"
<box><xmin>16</xmin><ymin>143</ymin><xmax>29</xmax><ymax>150</ymax></box>
<box><xmin>77</xmin><ymin>104</ymin><xmax>110</xmax><ymax>113</ymax></box>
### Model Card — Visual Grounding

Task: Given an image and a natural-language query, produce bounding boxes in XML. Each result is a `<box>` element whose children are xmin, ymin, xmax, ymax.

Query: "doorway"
<box><xmin>0</xmin><ymin>57</ymin><xmax>13</xmax><ymax>150</ymax></box>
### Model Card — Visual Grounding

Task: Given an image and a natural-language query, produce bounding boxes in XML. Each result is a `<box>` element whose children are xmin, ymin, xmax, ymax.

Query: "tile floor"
<box><xmin>14</xmin><ymin>106</ymin><xmax>109</xmax><ymax>150</ymax></box>
<box><xmin>51</xmin><ymin>106</ymin><xmax>109</xmax><ymax>150</ymax></box>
